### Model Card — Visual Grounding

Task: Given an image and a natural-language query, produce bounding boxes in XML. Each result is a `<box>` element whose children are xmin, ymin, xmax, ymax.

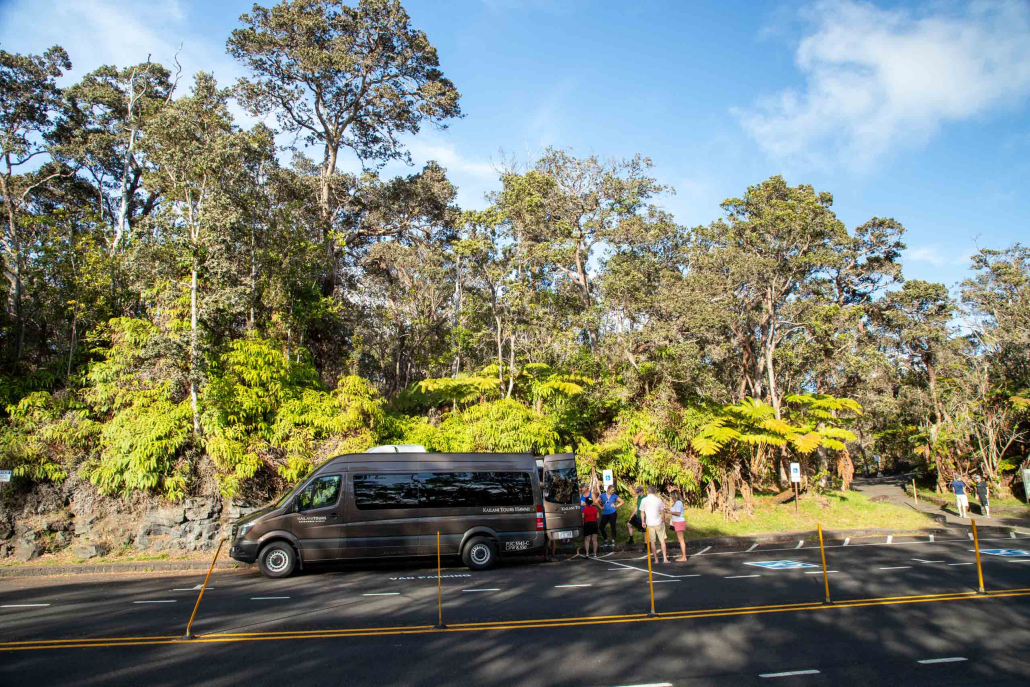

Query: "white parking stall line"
<box><xmin>1011</xmin><ymin>532</ymin><xmax>1017</xmax><ymax>539</ymax></box>
<box><xmin>747</xmin><ymin>544</ymin><xmax>759</xmax><ymax>552</ymax></box>
<box><xmin>251</xmin><ymin>596</ymin><xmax>290</xmax><ymax>600</ymax></box>
<box><xmin>879</xmin><ymin>566</ymin><xmax>911</xmax><ymax>570</ymax></box>
<box><xmin>918</xmin><ymin>657</ymin><xmax>967</xmax><ymax>664</ymax></box>
<box><xmin>968</xmin><ymin>533</ymin><xmax>974</xmax><ymax>540</ymax></box>
<box><xmin>597</xmin><ymin>556</ymin><xmax>684</xmax><ymax>579</ymax></box>
<box><xmin>948</xmin><ymin>563</ymin><xmax>974</xmax><ymax>566</ymax></box>
<box><xmin>696</xmin><ymin>546</ymin><xmax>712</xmax><ymax>555</ymax></box>
<box><xmin>805</xmin><ymin>571</ymin><xmax>837</xmax><ymax>574</ymax></box>
<box><xmin>759</xmin><ymin>669</ymin><xmax>820</xmax><ymax>678</ymax></box>
<box><xmin>651</xmin><ymin>580</ymin><xmax>681</xmax><ymax>584</ymax></box>
<box><xmin>794</xmin><ymin>540</ymin><xmax>804</xmax><ymax>549</ymax></box>
<box><xmin>133</xmin><ymin>600</ymin><xmax>176</xmax><ymax>604</ymax></box>
<box><xmin>1</xmin><ymin>604</ymin><xmax>51</xmax><ymax>608</ymax></box>
<box><xmin>1008</xmin><ymin>559</ymin><xmax>1030</xmax><ymax>563</ymax></box>
<box><xmin>913</xmin><ymin>559</ymin><xmax>945</xmax><ymax>563</ymax></box>
<box><xmin>599</xmin><ymin>552</ymin><xmax>614</xmax><ymax>558</ymax></box>
<box><xmin>461</xmin><ymin>589</ymin><xmax>500</xmax><ymax>592</ymax></box>
<box><xmin>172</xmin><ymin>587</ymin><xmax>215</xmax><ymax>592</ymax></box>
<box><xmin>612</xmin><ymin>683</ymin><xmax>673</xmax><ymax>687</ymax></box>
<box><xmin>725</xmin><ymin>575</ymin><xmax>761</xmax><ymax>579</ymax></box>
<box><xmin>843</xmin><ymin>537</ymin><xmax>850</xmax><ymax>546</ymax></box>
<box><xmin>555</xmin><ymin>584</ymin><xmax>592</xmax><ymax>588</ymax></box>
<box><xmin>363</xmin><ymin>593</ymin><xmax>401</xmax><ymax>596</ymax></box>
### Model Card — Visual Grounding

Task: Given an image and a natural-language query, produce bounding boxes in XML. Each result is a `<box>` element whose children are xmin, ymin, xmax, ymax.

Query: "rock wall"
<box><xmin>0</xmin><ymin>483</ymin><xmax>261</xmax><ymax>563</ymax></box>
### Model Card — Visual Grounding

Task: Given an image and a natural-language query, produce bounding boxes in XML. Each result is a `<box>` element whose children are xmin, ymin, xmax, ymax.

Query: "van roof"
<box><xmin>323</xmin><ymin>452</ymin><xmax>536</xmax><ymax>466</ymax></box>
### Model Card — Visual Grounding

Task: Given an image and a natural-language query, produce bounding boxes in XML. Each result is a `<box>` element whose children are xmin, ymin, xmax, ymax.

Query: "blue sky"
<box><xmin>2</xmin><ymin>0</ymin><xmax>1028</xmax><ymax>291</ymax></box>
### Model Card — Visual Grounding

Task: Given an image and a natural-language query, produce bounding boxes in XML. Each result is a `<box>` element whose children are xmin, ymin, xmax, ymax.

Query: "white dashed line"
<box><xmin>918</xmin><ymin>657</ymin><xmax>967</xmax><ymax>664</ymax></box>
<box><xmin>172</xmin><ymin>587</ymin><xmax>215</xmax><ymax>591</ymax></box>
<box><xmin>760</xmin><ymin>669</ymin><xmax>820</xmax><ymax>678</ymax></box>
<box><xmin>461</xmin><ymin>589</ymin><xmax>500</xmax><ymax>592</ymax></box>
<box><xmin>1</xmin><ymin>604</ymin><xmax>51</xmax><ymax>608</ymax></box>
<box><xmin>805</xmin><ymin>571</ymin><xmax>837</xmax><ymax>574</ymax></box>
<box><xmin>251</xmin><ymin>596</ymin><xmax>290</xmax><ymax>600</ymax></box>
<box><xmin>555</xmin><ymin>584</ymin><xmax>592</xmax><ymax>588</ymax></box>
<box><xmin>363</xmin><ymin>593</ymin><xmax>400</xmax><ymax>596</ymax></box>
<box><xmin>879</xmin><ymin>566</ymin><xmax>911</xmax><ymax>570</ymax></box>
<box><xmin>651</xmin><ymin>580</ymin><xmax>681</xmax><ymax>584</ymax></box>
<box><xmin>948</xmin><ymin>563</ymin><xmax>974</xmax><ymax>566</ymax></box>
<box><xmin>725</xmin><ymin>575</ymin><xmax>761</xmax><ymax>579</ymax></box>
<box><xmin>1008</xmin><ymin>559</ymin><xmax>1030</xmax><ymax>563</ymax></box>
<box><xmin>613</xmin><ymin>683</ymin><xmax>673</xmax><ymax>687</ymax></box>
<box><xmin>133</xmin><ymin>600</ymin><xmax>176</xmax><ymax>604</ymax></box>
<box><xmin>912</xmin><ymin>559</ymin><xmax>944</xmax><ymax>563</ymax></box>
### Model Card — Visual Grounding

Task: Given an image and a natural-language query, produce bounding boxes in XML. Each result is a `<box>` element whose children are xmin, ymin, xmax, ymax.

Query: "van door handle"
<box><xmin>329</xmin><ymin>513</ymin><xmax>339</xmax><ymax>519</ymax></box>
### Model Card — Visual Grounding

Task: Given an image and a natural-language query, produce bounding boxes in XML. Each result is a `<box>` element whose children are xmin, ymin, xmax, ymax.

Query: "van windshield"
<box><xmin>274</xmin><ymin>479</ymin><xmax>308</xmax><ymax>509</ymax></box>
<box><xmin>543</xmin><ymin>466</ymin><xmax>578</xmax><ymax>504</ymax></box>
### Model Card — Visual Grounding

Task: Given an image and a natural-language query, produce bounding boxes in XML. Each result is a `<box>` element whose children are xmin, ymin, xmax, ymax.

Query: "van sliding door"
<box><xmin>541</xmin><ymin>454</ymin><xmax>583</xmax><ymax>539</ymax></box>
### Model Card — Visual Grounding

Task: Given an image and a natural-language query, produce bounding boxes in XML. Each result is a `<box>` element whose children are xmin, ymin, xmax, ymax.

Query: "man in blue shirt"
<box><xmin>951</xmin><ymin>476</ymin><xmax>969</xmax><ymax>518</ymax></box>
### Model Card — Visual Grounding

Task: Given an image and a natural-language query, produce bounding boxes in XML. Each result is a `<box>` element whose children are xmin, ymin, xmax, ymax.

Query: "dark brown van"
<box><xmin>229</xmin><ymin>447</ymin><xmax>583</xmax><ymax>578</ymax></box>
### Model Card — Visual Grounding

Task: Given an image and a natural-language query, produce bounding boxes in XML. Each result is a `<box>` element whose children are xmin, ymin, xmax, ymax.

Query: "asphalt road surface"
<box><xmin>2</xmin><ymin>532</ymin><xmax>1029</xmax><ymax>686</ymax></box>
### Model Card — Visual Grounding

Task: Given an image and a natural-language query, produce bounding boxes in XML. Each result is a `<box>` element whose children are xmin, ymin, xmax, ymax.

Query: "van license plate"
<box><xmin>553</xmin><ymin>530</ymin><xmax>574</xmax><ymax>540</ymax></box>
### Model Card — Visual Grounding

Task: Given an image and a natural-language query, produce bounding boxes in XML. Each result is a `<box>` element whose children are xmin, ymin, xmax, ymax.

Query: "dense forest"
<box><xmin>1</xmin><ymin>0</ymin><xmax>1027</xmax><ymax>516</ymax></box>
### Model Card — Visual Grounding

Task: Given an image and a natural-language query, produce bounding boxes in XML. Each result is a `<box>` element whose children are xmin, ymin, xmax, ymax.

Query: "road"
<box><xmin>2</xmin><ymin>532</ymin><xmax>1029</xmax><ymax>686</ymax></box>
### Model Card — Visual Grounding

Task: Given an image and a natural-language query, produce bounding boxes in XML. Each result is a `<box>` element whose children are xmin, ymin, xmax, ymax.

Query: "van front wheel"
<box><xmin>258</xmin><ymin>541</ymin><xmax>297</xmax><ymax>578</ymax></box>
<box><xmin>462</xmin><ymin>537</ymin><xmax>498</xmax><ymax>571</ymax></box>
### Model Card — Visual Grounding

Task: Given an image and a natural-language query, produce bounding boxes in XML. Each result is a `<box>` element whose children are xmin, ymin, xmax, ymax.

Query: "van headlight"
<box><xmin>237</xmin><ymin>523</ymin><xmax>255</xmax><ymax>539</ymax></box>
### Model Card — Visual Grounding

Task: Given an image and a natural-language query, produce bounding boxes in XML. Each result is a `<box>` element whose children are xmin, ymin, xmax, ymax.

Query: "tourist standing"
<box><xmin>581</xmin><ymin>497</ymin><xmax>600</xmax><ymax>558</ymax></box>
<box><xmin>599</xmin><ymin>485</ymin><xmax>624</xmax><ymax>548</ymax></box>
<box><xmin>670</xmin><ymin>489</ymin><xmax>687</xmax><ymax>561</ymax></box>
<box><xmin>640</xmin><ymin>486</ymin><xmax>669</xmax><ymax>564</ymax></box>
<box><xmin>627</xmin><ymin>485</ymin><xmax>645</xmax><ymax>545</ymax></box>
<box><xmin>974</xmin><ymin>475</ymin><xmax>990</xmax><ymax>518</ymax></box>
<box><xmin>951</xmin><ymin>475</ymin><xmax>969</xmax><ymax>518</ymax></box>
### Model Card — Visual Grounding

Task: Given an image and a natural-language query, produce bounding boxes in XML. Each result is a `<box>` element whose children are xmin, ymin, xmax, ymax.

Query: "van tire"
<box><xmin>258</xmin><ymin>541</ymin><xmax>297</xmax><ymax>578</ymax></box>
<box><xmin>462</xmin><ymin>537</ymin><xmax>498</xmax><ymax>571</ymax></box>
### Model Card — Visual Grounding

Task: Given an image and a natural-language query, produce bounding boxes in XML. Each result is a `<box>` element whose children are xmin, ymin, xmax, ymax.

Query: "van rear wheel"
<box><xmin>258</xmin><ymin>541</ymin><xmax>296</xmax><ymax>578</ymax></box>
<box><xmin>462</xmin><ymin>537</ymin><xmax>498</xmax><ymax>571</ymax></box>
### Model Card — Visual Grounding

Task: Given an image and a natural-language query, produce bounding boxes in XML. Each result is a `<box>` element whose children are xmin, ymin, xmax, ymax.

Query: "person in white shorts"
<box><xmin>639</xmin><ymin>485</ymin><xmax>669</xmax><ymax>564</ymax></box>
<box><xmin>951</xmin><ymin>476</ymin><xmax>969</xmax><ymax>518</ymax></box>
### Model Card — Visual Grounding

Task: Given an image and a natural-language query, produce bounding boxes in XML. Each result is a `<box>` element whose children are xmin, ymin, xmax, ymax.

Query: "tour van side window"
<box><xmin>419</xmin><ymin>471</ymin><xmax>533</xmax><ymax>508</ymax></box>
<box><xmin>353</xmin><ymin>473</ymin><xmax>420</xmax><ymax>509</ymax></box>
<box><xmin>296</xmin><ymin>475</ymin><xmax>341</xmax><ymax>511</ymax></box>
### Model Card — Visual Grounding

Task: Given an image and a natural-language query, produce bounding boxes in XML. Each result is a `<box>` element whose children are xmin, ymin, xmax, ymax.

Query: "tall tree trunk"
<box><xmin>189</xmin><ymin>252</ymin><xmax>201</xmax><ymax>436</ymax></box>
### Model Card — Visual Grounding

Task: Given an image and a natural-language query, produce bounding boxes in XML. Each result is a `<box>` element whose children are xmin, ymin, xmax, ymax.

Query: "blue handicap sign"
<box><xmin>975</xmin><ymin>549</ymin><xmax>1030</xmax><ymax>557</ymax></box>
<box><xmin>744</xmin><ymin>560</ymin><xmax>819</xmax><ymax>570</ymax></box>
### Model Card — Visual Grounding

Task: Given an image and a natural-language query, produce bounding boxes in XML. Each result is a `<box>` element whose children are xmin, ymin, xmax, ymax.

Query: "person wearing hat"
<box><xmin>974</xmin><ymin>474</ymin><xmax>990</xmax><ymax>518</ymax></box>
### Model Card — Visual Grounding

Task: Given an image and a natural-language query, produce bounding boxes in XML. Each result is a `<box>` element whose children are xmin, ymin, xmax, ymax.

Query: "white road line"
<box><xmin>918</xmin><ymin>657</ymin><xmax>967</xmax><ymax>664</ymax></box>
<box><xmin>596</xmin><ymin>556</ymin><xmax>683</xmax><ymax>579</ymax></box>
<box><xmin>1008</xmin><ymin>559</ymin><xmax>1030</xmax><ymax>563</ymax></box>
<box><xmin>1</xmin><ymin>604</ymin><xmax>51</xmax><ymax>608</ymax></box>
<box><xmin>912</xmin><ymin>559</ymin><xmax>945</xmax><ymax>563</ymax></box>
<box><xmin>651</xmin><ymin>580</ymin><xmax>681</xmax><ymax>583</ymax></box>
<box><xmin>697</xmin><ymin>546</ymin><xmax>712</xmax><ymax>555</ymax></box>
<box><xmin>633</xmin><ymin>554</ymin><xmax>650</xmax><ymax>560</ymax></box>
<box><xmin>555</xmin><ymin>584</ymin><xmax>592</xmax><ymax>588</ymax></box>
<box><xmin>1011</xmin><ymin>532</ymin><xmax>1017</xmax><ymax>539</ymax></box>
<box><xmin>608</xmin><ymin>568</ymin><xmax>634</xmax><ymax>571</ymax></box>
<box><xmin>794</xmin><ymin>540</ymin><xmax>804</xmax><ymax>549</ymax></box>
<box><xmin>968</xmin><ymin>533</ymin><xmax>974</xmax><ymax>540</ymax></box>
<box><xmin>948</xmin><ymin>563</ymin><xmax>974</xmax><ymax>566</ymax></box>
<box><xmin>612</xmin><ymin>683</ymin><xmax>673</xmax><ymax>687</ymax></box>
<box><xmin>599</xmin><ymin>552</ymin><xmax>614</xmax><ymax>558</ymax></box>
<box><xmin>363</xmin><ymin>593</ymin><xmax>400</xmax><ymax>596</ymax></box>
<box><xmin>133</xmin><ymin>600</ymin><xmax>176</xmax><ymax>604</ymax></box>
<box><xmin>461</xmin><ymin>588</ymin><xmax>501</xmax><ymax>592</ymax></box>
<box><xmin>676</xmin><ymin>574</ymin><xmax>702</xmax><ymax>577</ymax></box>
<box><xmin>747</xmin><ymin>543</ymin><xmax>759</xmax><ymax>552</ymax></box>
<box><xmin>879</xmin><ymin>566</ymin><xmax>911</xmax><ymax>570</ymax></box>
<box><xmin>805</xmin><ymin>571</ymin><xmax>837</xmax><ymax>574</ymax></box>
<box><xmin>172</xmin><ymin>588</ymin><xmax>215</xmax><ymax>591</ymax></box>
<box><xmin>843</xmin><ymin>537</ymin><xmax>850</xmax><ymax>546</ymax></box>
<box><xmin>725</xmin><ymin>575</ymin><xmax>761</xmax><ymax>579</ymax></box>
<box><xmin>759</xmin><ymin>669</ymin><xmax>820</xmax><ymax>678</ymax></box>
<box><xmin>251</xmin><ymin>596</ymin><xmax>289</xmax><ymax>600</ymax></box>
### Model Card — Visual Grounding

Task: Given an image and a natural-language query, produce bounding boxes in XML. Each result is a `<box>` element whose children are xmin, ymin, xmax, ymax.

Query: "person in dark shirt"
<box><xmin>974</xmin><ymin>475</ymin><xmax>990</xmax><ymax>518</ymax></box>
<box><xmin>951</xmin><ymin>476</ymin><xmax>969</xmax><ymax>518</ymax></box>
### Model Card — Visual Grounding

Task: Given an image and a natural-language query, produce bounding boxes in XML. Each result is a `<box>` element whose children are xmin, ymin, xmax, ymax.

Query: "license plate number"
<box><xmin>553</xmin><ymin>530</ymin><xmax>574</xmax><ymax>540</ymax></box>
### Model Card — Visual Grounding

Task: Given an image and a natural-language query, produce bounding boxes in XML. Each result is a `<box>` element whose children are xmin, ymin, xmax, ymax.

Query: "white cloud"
<box><xmin>905</xmin><ymin>244</ymin><xmax>972</xmax><ymax>268</ymax></box>
<box><xmin>734</xmin><ymin>0</ymin><xmax>1030</xmax><ymax>170</ymax></box>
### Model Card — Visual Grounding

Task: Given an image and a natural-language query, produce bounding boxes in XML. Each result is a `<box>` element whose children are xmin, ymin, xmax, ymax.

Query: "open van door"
<box><xmin>541</xmin><ymin>453</ymin><xmax>583</xmax><ymax>542</ymax></box>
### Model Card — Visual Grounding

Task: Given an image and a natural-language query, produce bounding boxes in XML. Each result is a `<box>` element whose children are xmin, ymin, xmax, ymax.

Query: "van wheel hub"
<box><xmin>470</xmin><ymin>544</ymin><xmax>490</xmax><ymax>564</ymax></box>
<box><xmin>266</xmin><ymin>549</ymin><xmax>290</xmax><ymax>573</ymax></box>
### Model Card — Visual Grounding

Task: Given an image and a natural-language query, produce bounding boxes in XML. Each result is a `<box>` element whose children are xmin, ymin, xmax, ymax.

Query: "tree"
<box><xmin>0</xmin><ymin>46</ymin><xmax>74</xmax><ymax>363</ymax></box>
<box><xmin>227</xmin><ymin>0</ymin><xmax>462</xmax><ymax>294</ymax></box>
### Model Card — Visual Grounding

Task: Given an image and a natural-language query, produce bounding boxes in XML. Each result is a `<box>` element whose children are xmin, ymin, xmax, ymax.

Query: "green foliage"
<box><xmin>0</xmin><ymin>391</ymin><xmax>96</xmax><ymax>482</ymax></box>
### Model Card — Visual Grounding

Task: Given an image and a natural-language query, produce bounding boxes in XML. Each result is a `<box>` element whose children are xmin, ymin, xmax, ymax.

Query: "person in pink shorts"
<box><xmin>670</xmin><ymin>489</ymin><xmax>688</xmax><ymax>561</ymax></box>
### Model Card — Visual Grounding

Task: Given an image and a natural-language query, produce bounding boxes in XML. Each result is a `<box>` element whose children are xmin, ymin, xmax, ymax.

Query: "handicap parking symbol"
<box><xmin>744</xmin><ymin>560</ymin><xmax>818</xmax><ymax>570</ymax></box>
<box><xmin>974</xmin><ymin>549</ymin><xmax>1030</xmax><ymax>557</ymax></box>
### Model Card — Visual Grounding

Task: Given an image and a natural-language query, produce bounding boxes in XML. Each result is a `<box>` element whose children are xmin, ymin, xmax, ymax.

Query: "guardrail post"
<box><xmin>434</xmin><ymin>531</ymin><xmax>447</xmax><ymax>629</ymax></box>
<box><xmin>645</xmin><ymin>533</ymin><xmax>656</xmax><ymax>617</ymax></box>
<box><xmin>971</xmin><ymin>519</ymin><xmax>985</xmax><ymax>594</ymax></box>
<box><xmin>181</xmin><ymin>537</ymin><xmax>225</xmax><ymax>640</ymax></box>
<box><xmin>818</xmin><ymin>523</ymin><xmax>831</xmax><ymax>605</ymax></box>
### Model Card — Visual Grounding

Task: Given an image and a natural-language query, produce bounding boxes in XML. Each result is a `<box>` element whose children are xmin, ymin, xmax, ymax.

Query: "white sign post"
<box><xmin>1022</xmin><ymin>467</ymin><xmax>1030</xmax><ymax>505</ymax></box>
<box><xmin>0</xmin><ymin>470</ymin><xmax>10</xmax><ymax>501</ymax></box>
<box><xmin>789</xmin><ymin>463</ymin><xmax>801</xmax><ymax>517</ymax></box>
<box><xmin>602</xmin><ymin>469</ymin><xmax>614</xmax><ymax>491</ymax></box>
